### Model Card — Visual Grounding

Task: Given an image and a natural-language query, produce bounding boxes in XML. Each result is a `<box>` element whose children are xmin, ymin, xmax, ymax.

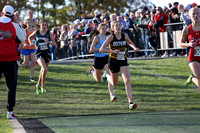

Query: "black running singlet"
<box><xmin>109</xmin><ymin>33</ymin><xmax>127</xmax><ymax>60</ymax></box>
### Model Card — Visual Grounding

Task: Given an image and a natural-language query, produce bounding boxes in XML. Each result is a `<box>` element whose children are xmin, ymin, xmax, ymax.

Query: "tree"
<box><xmin>0</xmin><ymin>0</ymin><xmax>32</xmax><ymax>14</ymax></box>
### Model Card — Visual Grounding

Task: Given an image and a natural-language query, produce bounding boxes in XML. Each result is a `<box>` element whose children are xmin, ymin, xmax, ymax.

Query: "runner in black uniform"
<box><xmin>28</xmin><ymin>19</ymin><xmax>56</xmax><ymax>94</ymax></box>
<box><xmin>100</xmin><ymin>21</ymin><xmax>140</xmax><ymax>110</ymax></box>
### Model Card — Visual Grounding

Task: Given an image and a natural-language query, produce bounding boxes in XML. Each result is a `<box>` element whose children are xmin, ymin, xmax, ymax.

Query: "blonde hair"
<box><xmin>110</xmin><ymin>13</ymin><xmax>117</xmax><ymax>21</ymax></box>
<box><xmin>97</xmin><ymin>23</ymin><xmax>107</xmax><ymax>31</ymax></box>
<box><xmin>189</xmin><ymin>7</ymin><xmax>200</xmax><ymax>17</ymax></box>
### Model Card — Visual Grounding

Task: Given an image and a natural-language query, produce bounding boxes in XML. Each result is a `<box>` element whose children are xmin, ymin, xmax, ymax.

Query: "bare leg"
<box><xmin>120</xmin><ymin>66</ymin><xmax>132</xmax><ymax>103</ymax></box>
<box><xmin>37</xmin><ymin>58</ymin><xmax>48</xmax><ymax>87</ymax></box>
<box><xmin>91</xmin><ymin>68</ymin><xmax>102</xmax><ymax>82</ymax></box>
<box><xmin>30</xmin><ymin>52</ymin><xmax>36</xmax><ymax>79</ymax></box>
<box><xmin>23</xmin><ymin>55</ymin><xmax>29</xmax><ymax>68</ymax></box>
<box><xmin>104</xmin><ymin>64</ymin><xmax>114</xmax><ymax>96</ymax></box>
<box><xmin>189</xmin><ymin>62</ymin><xmax>200</xmax><ymax>92</ymax></box>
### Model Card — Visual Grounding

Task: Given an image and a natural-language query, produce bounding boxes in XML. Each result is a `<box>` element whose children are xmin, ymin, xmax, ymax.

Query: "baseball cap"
<box><xmin>94</xmin><ymin>9</ymin><xmax>100</xmax><ymax>15</ymax></box>
<box><xmin>2</xmin><ymin>5</ymin><xmax>14</xmax><ymax>16</ymax></box>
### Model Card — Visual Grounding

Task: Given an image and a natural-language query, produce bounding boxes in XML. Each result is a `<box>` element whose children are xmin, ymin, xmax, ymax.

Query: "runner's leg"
<box><xmin>189</xmin><ymin>62</ymin><xmax>200</xmax><ymax>92</ymax></box>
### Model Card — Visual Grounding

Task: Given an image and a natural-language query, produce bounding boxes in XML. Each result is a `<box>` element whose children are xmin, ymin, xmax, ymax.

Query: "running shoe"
<box><xmin>30</xmin><ymin>78</ymin><xmax>35</xmax><ymax>82</ymax></box>
<box><xmin>41</xmin><ymin>86</ymin><xmax>46</xmax><ymax>93</ymax></box>
<box><xmin>185</xmin><ymin>74</ymin><xmax>194</xmax><ymax>86</ymax></box>
<box><xmin>129</xmin><ymin>102</ymin><xmax>137</xmax><ymax>110</ymax></box>
<box><xmin>7</xmin><ymin>112</ymin><xmax>16</xmax><ymax>119</ymax></box>
<box><xmin>102</xmin><ymin>70</ymin><xmax>108</xmax><ymax>82</ymax></box>
<box><xmin>19</xmin><ymin>58</ymin><xmax>23</xmax><ymax>64</ymax></box>
<box><xmin>36</xmin><ymin>84</ymin><xmax>40</xmax><ymax>94</ymax></box>
<box><xmin>110</xmin><ymin>95</ymin><xmax>117</xmax><ymax>102</ymax></box>
<box><xmin>85</xmin><ymin>66</ymin><xmax>94</xmax><ymax>75</ymax></box>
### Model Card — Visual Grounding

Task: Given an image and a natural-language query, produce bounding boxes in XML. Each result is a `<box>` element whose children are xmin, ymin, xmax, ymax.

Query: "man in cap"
<box><xmin>0</xmin><ymin>5</ymin><xmax>26</xmax><ymax>119</ymax></box>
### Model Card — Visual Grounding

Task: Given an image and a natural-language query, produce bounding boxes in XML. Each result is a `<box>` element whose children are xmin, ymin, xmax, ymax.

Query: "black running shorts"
<box><xmin>36</xmin><ymin>50</ymin><xmax>51</xmax><ymax>63</ymax></box>
<box><xmin>93</xmin><ymin>55</ymin><xmax>108</xmax><ymax>70</ymax></box>
<box><xmin>108</xmin><ymin>58</ymin><xmax>129</xmax><ymax>73</ymax></box>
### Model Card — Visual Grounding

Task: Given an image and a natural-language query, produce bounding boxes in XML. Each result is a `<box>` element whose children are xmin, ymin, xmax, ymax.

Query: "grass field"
<box><xmin>1</xmin><ymin>57</ymin><xmax>200</xmax><ymax>133</ymax></box>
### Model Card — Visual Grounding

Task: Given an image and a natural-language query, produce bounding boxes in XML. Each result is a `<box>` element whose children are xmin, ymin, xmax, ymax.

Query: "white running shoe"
<box><xmin>161</xmin><ymin>53</ymin><xmax>169</xmax><ymax>58</ymax></box>
<box><xmin>7</xmin><ymin>112</ymin><xmax>16</xmax><ymax>119</ymax></box>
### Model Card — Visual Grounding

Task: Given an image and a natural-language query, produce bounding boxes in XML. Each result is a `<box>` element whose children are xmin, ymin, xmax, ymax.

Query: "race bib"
<box><xmin>39</xmin><ymin>42</ymin><xmax>48</xmax><ymax>50</ymax></box>
<box><xmin>116</xmin><ymin>52</ymin><xmax>125</xmax><ymax>60</ymax></box>
<box><xmin>194</xmin><ymin>46</ymin><xmax>200</xmax><ymax>56</ymax></box>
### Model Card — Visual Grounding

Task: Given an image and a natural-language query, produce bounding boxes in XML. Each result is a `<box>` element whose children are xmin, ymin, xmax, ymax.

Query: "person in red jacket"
<box><xmin>0</xmin><ymin>5</ymin><xmax>26</xmax><ymax>119</ymax></box>
<box><xmin>153</xmin><ymin>6</ymin><xmax>168</xmax><ymax>57</ymax></box>
<box><xmin>180</xmin><ymin>7</ymin><xmax>200</xmax><ymax>93</ymax></box>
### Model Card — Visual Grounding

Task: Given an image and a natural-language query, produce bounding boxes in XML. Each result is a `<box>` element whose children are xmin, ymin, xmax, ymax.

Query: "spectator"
<box><xmin>109</xmin><ymin>13</ymin><xmax>117</xmax><ymax>30</ymax></box>
<box><xmin>124</xmin><ymin>12</ymin><xmax>136</xmax><ymax>57</ymax></box>
<box><xmin>59</xmin><ymin>24</ymin><xmax>68</xmax><ymax>58</ymax></box>
<box><xmin>137</xmin><ymin>9</ymin><xmax>151</xmax><ymax>56</ymax></box>
<box><xmin>167</xmin><ymin>7</ymin><xmax>182</xmax><ymax>57</ymax></box>
<box><xmin>51</xmin><ymin>27</ymin><xmax>58</xmax><ymax>60</ymax></box>
<box><xmin>153</xmin><ymin>6</ymin><xmax>168</xmax><ymax>57</ymax></box>
<box><xmin>26</xmin><ymin>10</ymin><xmax>37</xmax><ymax>29</ymax></box>
<box><xmin>84</xmin><ymin>20</ymin><xmax>93</xmax><ymax>34</ymax></box>
<box><xmin>116</xmin><ymin>15</ymin><xmax>126</xmax><ymax>29</ymax></box>
<box><xmin>180</xmin><ymin>4</ymin><xmax>192</xmax><ymax>26</ymax></box>
<box><xmin>0</xmin><ymin>5</ymin><xmax>26</xmax><ymax>119</ymax></box>
<box><xmin>68</xmin><ymin>25</ymin><xmax>77</xmax><ymax>59</ymax></box>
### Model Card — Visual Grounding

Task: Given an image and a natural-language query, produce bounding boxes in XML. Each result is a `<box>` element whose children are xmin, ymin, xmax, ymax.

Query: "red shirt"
<box><xmin>188</xmin><ymin>24</ymin><xmax>200</xmax><ymax>62</ymax></box>
<box><xmin>154</xmin><ymin>12</ymin><xmax>168</xmax><ymax>32</ymax></box>
<box><xmin>0</xmin><ymin>21</ymin><xmax>18</xmax><ymax>61</ymax></box>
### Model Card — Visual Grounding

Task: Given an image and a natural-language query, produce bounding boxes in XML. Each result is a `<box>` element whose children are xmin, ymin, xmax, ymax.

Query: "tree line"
<box><xmin>1</xmin><ymin>0</ymin><xmax>153</xmax><ymax>27</ymax></box>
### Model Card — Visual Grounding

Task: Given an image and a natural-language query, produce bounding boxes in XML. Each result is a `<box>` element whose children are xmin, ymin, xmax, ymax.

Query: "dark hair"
<box><xmin>171</xmin><ymin>7</ymin><xmax>178</xmax><ymax>14</ymax></box>
<box><xmin>39</xmin><ymin>19</ymin><xmax>48</xmax><ymax>25</ymax></box>
<box><xmin>89</xmin><ymin>29</ymin><xmax>99</xmax><ymax>38</ymax></box>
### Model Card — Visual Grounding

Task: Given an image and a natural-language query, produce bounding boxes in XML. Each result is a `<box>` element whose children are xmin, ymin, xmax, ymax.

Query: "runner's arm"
<box><xmin>89</xmin><ymin>36</ymin><xmax>99</xmax><ymax>53</ymax></box>
<box><xmin>180</xmin><ymin>26</ymin><xmax>196</xmax><ymax>48</ymax></box>
<box><xmin>28</xmin><ymin>31</ymin><xmax>37</xmax><ymax>45</ymax></box>
<box><xmin>125</xmin><ymin>33</ymin><xmax>140</xmax><ymax>52</ymax></box>
<box><xmin>99</xmin><ymin>34</ymin><xmax>120</xmax><ymax>54</ymax></box>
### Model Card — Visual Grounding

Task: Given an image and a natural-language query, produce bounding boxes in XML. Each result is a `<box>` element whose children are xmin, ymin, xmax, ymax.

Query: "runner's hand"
<box><xmin>189</xmin><ymin>40</ymin><xmax>197</xmax><ymax>47</ymax></box>
<box><xmin>113</xmin><ymin>49</ymin><xmax>120</xmax><ymax>54</ymax></box>
<box><xmin>134</xmin><ymin>47</ymin><xmax>140</xmax><ymax>52</ymax></box>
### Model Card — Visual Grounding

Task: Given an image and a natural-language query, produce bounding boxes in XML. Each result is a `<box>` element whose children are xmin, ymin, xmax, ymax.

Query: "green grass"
<box><xmin>40</xmin><ymin>110</ymin><xmax>200</xmax><ymax>133</ymax></box>
<box><xmin>1</xmin><ymin>57</ymin><xmax>200</xmax><ymax>132</ymax></box>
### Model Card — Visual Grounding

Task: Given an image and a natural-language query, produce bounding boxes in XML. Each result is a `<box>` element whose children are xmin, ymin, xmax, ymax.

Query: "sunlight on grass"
<box><xmin>1</xmin><ymin>58</ymin><xmax>200</xmax><ymax>123</ymax></box>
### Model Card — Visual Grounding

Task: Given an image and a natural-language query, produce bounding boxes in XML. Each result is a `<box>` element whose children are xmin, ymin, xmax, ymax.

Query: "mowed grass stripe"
<box><xmin>1</xmin><ymin>57</ymin><xmax>200</xmax><ymax>133</ymax></box>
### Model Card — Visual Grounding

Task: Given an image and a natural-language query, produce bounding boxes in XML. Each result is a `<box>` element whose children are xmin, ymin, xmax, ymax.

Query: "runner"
<box><xmin>22</xmin><ymin>18</ymin><xmax>36</xmax><ymax>82</ymax></box>
<box><xmin>99</xmin><ymin>21</ymin><xmax>140</xmax><ymax>110</ymax></box>
<box><xmin>180</xmin><ymin>7</ymin><xmax>200</xmax><ymax>93</ymax></box>
<box><xmin>86</xmin><ymin>23</ymin><xmax>116</xmax><ymax>102</ymax></box>
<box><xmin>28</xmin><ymin>19</ymin><xmax>56</xmax><ymax>94</ymax></box>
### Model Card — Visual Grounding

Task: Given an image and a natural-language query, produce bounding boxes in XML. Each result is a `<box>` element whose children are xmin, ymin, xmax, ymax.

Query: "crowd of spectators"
<box><xmin>15</xmin><ymin>2</ymin><xmax>200</xmax><ymax>60</ymax></box>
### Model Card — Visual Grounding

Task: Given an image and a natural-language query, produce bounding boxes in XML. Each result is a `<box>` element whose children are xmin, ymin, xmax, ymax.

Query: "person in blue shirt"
<box><xmin>86</xmin><ymin>23</ymin><xmax>116</xmax><ymax>102</ymax></box>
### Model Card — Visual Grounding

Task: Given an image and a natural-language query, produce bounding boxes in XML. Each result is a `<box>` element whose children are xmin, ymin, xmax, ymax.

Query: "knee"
<box><xmin>41</xmin><ymin>67</ymin><xmax>48</xmax><ymax>72</ymax></box>
<box><xmin>124</xmin><ymin>78</ymin><xmax>131</xmax><ymax>85</ymax></box>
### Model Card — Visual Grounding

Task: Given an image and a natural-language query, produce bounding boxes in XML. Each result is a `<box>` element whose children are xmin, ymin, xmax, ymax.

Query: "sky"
<box><xmin>151</xmin><ymin>0</ymin><xmax>199</xmax><ymax>7</ymax></box>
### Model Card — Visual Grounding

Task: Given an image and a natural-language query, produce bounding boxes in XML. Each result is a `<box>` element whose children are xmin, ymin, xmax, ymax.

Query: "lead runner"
<box><xmin>100</xmin><ymin>21</ymin><xmax>140</xmax><ymax>110</ymax></box>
